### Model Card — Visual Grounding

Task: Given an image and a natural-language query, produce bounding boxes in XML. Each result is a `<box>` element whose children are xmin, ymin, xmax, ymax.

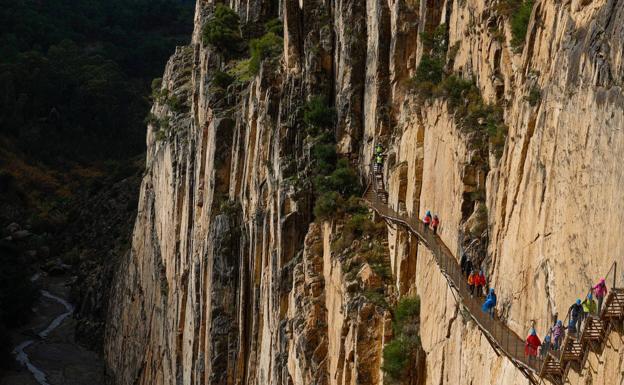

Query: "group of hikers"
<box><xmin>460</xmin><ymin>252</ymin><xmax>497</xmax><ymax>318</ymax></box>
<box><xmin>524</xmin><ymin>278</ymin><xmax>609</xmax><ymax>361</ymax></box>
<box><xmin>460</xmin><ymin>246</ymin><xmax>611</xmax><ymax>362</ymax></box>
<box><xmin>423</xmin><ymin>210</ymin><xmax>440</xmax><ymax>234</ymax></box>
<box><xmin>372</xmin><ymin>144</ymin><xmax>611</xmax><ymax>364</ymax></box>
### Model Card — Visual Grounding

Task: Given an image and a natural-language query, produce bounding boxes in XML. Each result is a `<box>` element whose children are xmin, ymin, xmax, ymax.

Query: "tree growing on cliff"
<box><xmin>303</xmin><ymin>96</ymin><xmax>336</xmax><ymax>136</ymax></box>
<box><xmin>248</xmin><ymin>31</ymin><xmax>283</xmax><ymax>74</ymax></box>
<box><xmin>496</xmin><ymin>0</ymin><xmax>535</xmax><ymax>48</ymax></box>
<box><xmin>202</xmin><ymin>4</ymin><xmax>242</xmax><ymax>56</ymax></box>
<box><xmin>382</xmin><ymin>295</ymin><xmax>424</xmax><ymax>383</ymax></box>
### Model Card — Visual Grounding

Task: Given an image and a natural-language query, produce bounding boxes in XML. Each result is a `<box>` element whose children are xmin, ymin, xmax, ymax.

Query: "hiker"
<box><xmin>568</xmin><ymin>299</ymin><xmax>583</xmax><ymax>335</ymax></box>
<box><xmin>482</xmin><ymin>288</ymin><xmax>497</xmax><ymax>319</ymax></box>
<box><xmin>432</xmin><ymin>215</ymin><xmax>440</xmax><ymax>235</ymax></box>
<box><xmin>468</xmin><ymin>270</ymin><xmax>478</xmax><ymax>296</ymax></box>
<box><xmin>593</xmin><ymin>278</ymin><xmax>608</xmax><ymax>314</ymax></box>
<box><xmin>525</xmin><ymin>328</ymin><xmax>541</xmax><ymax>360</ymax></box>
<box><xmin>476</xmin><ymin>270</ymin><xmax>486</xmax><ymax>298</ymax></box>
<box><xmin>374</xmin><ymin>154</ymin><xmax>384</xmax><ymax>173</ymax></box>
<box><xmin>582</xmin><ymin>292</ymin><xmax>597</xmax><ymax>326</ymax></box>
<box><xmin>460</xmin><ymin>252</ymin><xmax>469</xmax><ymax>275</ymax></box>
<box><xmin>463</xmin><ymin>257</ymin><xmax>473</xmax><ymax>279</ymax></box>
<box><xmin>540</xmin><ymin>335</ymin><xmax>552</xmax><ymax>359</ymax></box>
<box><xmin>423</xmin><ymin>210</ymin><xmax>432</xmax><ymax>229</ymax></box>
<box><xmin>567</xmin><ymin>317</ymin><xmax>578</xmax><ymax>336</ymax></box>
<box><xmin>375</xmin><ymin>143</ymin><xmax>384</xmax><ymax>156</ymax></box>
<box><xmin>551</xmin><ymin>320</ymin><xmax>564</xmax><ymax>351</ymax></box>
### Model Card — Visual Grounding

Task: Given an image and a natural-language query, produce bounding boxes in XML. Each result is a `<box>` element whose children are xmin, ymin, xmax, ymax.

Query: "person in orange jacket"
<box><xmin>468</xmin><ymin>270</ymin><xmax>478</xmax><ymax>297</ymax></box>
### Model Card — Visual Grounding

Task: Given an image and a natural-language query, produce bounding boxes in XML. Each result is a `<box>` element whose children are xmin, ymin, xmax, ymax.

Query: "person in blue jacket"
<box><xmin>482</xmin><ymin>288</ymin><xmax>497</xmax><ymax>319</ymax></box>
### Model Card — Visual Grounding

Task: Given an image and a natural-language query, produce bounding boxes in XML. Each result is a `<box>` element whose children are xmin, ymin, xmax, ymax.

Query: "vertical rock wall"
<box><xmin>105</xmin><ymin>1</ymin><xmax>624</xmax><ymax>385</ymax></box>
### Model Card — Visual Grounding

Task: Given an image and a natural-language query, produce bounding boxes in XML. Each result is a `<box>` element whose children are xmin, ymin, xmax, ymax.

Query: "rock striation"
<box><xmin>105</xmin><ymin>1</ymin><xmax>624</xmax><ymax>385</ymax></box>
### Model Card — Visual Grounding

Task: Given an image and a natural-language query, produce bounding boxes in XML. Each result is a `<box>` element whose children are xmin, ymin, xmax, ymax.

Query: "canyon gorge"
<box><xmin>101</xmin><ymin>1</ymin><xmax>624</xmax><ymax>385</ymax></box>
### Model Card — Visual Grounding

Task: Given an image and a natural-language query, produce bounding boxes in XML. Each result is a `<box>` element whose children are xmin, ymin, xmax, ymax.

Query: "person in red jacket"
<box><xmin>476</xmin><ymin>270</ymin><xmax>486</xmax><ymax>298</ymax></box>
<box><xmin>423</xmin><ymin>210</ymin><xmax>432</xmax><ymax>229</ymax></box>
<box><xmin>432</xmin><ymin>215</ymin><xmax>440</xmax><ymax>235</ymax></box>
<box><xmin>525</xmin><ymin>327</ymin><xmax>541</xmax><ymax>362</ymax></box>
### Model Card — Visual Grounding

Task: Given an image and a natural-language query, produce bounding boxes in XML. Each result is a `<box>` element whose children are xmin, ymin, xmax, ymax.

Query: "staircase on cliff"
<box><xmin>363</xmin><ymin>168</ymin><xmax>624</xmax><ymax>385</ymax></box>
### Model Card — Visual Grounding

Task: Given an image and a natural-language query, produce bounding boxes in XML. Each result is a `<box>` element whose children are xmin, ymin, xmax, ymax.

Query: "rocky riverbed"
<box><xmin>1</xmin><ymin>275</ymin><xmax>104</xmax><ymax>385</ymax></box>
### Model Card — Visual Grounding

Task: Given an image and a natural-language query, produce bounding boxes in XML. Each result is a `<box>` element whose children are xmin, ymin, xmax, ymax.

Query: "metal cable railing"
<box><xmin>362</xmin><ymin>189</ymin><xmax>541</xmax><ymax>381</ymax></box>
<box><xmin>538</xmin><ymin>261</ymin><xmax>621</xmax><ymax>381</ymax></box>
<box><xmin>362</xmin><ymin>173</ymin><xmax>623</xmax><ymax>385</ymax></box>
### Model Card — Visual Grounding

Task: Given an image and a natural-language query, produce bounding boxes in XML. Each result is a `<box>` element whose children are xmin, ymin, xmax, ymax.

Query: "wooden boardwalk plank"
<box><xmin>362</xmin><ymin>175</ymin><xmax>623</xmax><ymax>385</ymax></box>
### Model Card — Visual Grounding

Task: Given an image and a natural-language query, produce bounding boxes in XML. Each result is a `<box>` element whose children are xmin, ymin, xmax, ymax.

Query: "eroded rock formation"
<box><xmin>105</xmin><ymin>1</ymin><xmax>624</xmax><ymax>384</ymax></box>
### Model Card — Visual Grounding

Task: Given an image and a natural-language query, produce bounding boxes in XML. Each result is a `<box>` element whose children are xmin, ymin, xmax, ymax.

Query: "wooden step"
<box><xmin>361</xmin><ymin>189</ymin><xmax>623</xmax><ymax>385</ymax></box>
<box><xmin>581</xmin><ymin>321</ymin><xmax>606</xmax><ymax>342</ymax></box>
<box><xmin>540</xmin><ymin>353</ymin><xmax>564</xmax><ymax>378</ymax></box>
<box><xmin>560</xmin><ymin>335</ymin><xmax>583</xmax><ymax>363</ymax></box>
<box><xmin>601</xmin><ymin>292</ymin><xmax>624</xmax><ymax>319</ymax></box>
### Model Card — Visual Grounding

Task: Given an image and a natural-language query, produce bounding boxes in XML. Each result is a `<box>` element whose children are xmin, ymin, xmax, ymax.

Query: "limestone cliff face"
<box><xmin>105</xmin><ymin>1</ymin><xmax>624</xmax><ymax>385</ymax></box>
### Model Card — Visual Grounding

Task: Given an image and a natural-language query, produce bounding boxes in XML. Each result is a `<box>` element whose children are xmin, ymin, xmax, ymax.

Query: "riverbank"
<box><xmin>0</xmin><ymin>275</ymin><xmax>104</xmax><ymax>385</ymax></box>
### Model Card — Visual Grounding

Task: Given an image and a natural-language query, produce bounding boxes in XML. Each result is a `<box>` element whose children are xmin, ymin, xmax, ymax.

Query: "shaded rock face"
<box><xmin>105</xmin><ymin>1</ymin><xmax>624</xmax><ymax>385</ymax></box>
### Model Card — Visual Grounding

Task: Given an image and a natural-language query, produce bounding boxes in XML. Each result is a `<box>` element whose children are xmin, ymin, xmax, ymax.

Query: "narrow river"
<box><xmin>1</xmin><ymin>276</ymin><xmax>104</xmax><ymax>385</ymax></box>
<box><xmin>12</xmin><ymin>290</ymin><xmax>75</xmax><ymax>385</ymax></box>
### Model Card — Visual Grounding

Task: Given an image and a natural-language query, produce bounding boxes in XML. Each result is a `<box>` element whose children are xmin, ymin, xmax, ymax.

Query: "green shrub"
<box><xmin>144</xmin><ymin>113</ymin><xmax>159</xmax><ymax>126</ymax></box>
<box><xmin>345</xmin><ymin>196</ymin><xmax>368</xmax><ymax>214</ymax></box>
<box><xmin>151</xmin><ymin>77</ymin><xmax>162</xmax><ymax>96</ymax></box>
<box><xmin>314</xmin><ymin>191</ymin><xmax>343</xmax><ymax>219</ymax></box>
<box><xmin>212</xmin><ymin>70</ymin><xmax>234</xmax><ymax>89</ymax></box>
<box><xmin>325</xmin><ymin>159</ymin><xmax>361</xmax><ymax>196</ymax></box>
<box><xmin>510</xmin><ymin>1</ymin><xmax>534</xmax><ymax>48</ymax></box>
<box><xmin>495</xmin><ymin>0</ymin><xmax>520</xmax><ymax>17</ymax></box>
<box><xmin>414</xmin><ymin>55</ymin><xmax>444</xmax><ymax>85</ymax></box>
<box><xmin>420</xmin><ymin>24</ymin><xmax>448</xmax><ymax>58</ymax></box>
<box><xmin>498</xmin><ymin>0</ymin><xmax>535</xmax><ymax>48</ymax></box>
<box><xmin>382</xmin><ymin>295</ymin><xmax>423</xmax><ymax>381</ymax></box>
<box><xmin>265</xmin><ymin>18</ymin><xmax>283</xmax><ymax>35</ymax></box>
<box><xmin>202</xmin><ymin>4</ymin><xmax>242</xmax><ymax>55</ymax></box>
<box><xmin>419</xmin><ymin>75</ymin><xmax>507</xmax><ymax>157</ymax></box>
<box><xmin>228</xmin><ymin>59</ymin><xmax>253</xmax><ymax>83</ymax></box>
<box><xmin>155</xmin><ymin>129</ymin><xmax>167</xmax><ymax>141</ymax></box>
<box><xmin>166</xmin><ymin>94</ymin><xmax>186</xmax><ymax>113</ymax></box>
<box><xmin>394</xmin><ymin>296</ymin><xmax>420</xmax><ymax>333</ymax></box>
<box><xmin>218</xmin><ymin>199</ymin><xmax>241</xmax><ymax>217</ymax></box>
<box><xmin>249</xmin><ymin>32</ymin><xmax>283</xmax><ymax>74</ymax></box>
<box><xmin>314</xmin><ymin>159</ymin><xmax>361</xmax><ymax>197</ymax></box>
<box><xmin>312</xmin><ymin>142</ymin><xmax>338</xmax><ymax>174</ymax></box>
<box><xmin>435</xmin><ymin>75</ymin><xmax>477</xmax><ymax>109</ymax></box>
<box><xmin>382</xmin><ymin>337</ymin><xmax>419</xmax><ymax>380</ymax></box>
<box><xmin>304</xmin><ymin>96</ymin><xmax>336</xmax><ymax>132</ymax></box>
<box><xmin>525</xmin><ymin>85</ymin><xmax>541</xmax><ymax>106</ymax></box>
<box><xmin>363</xmin><ymin>289</ymin><xmax>389</xmax><ymax>309</ymax></box>
<box><xmin>412</xmin><ymin>24</ymin><xmax>451</xmax><ymax>97</ymax></box>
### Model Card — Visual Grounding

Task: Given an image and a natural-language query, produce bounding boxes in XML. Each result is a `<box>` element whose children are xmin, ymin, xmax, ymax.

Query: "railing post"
<box><xmin>614</xmin><ymin>262</ymin><xmax>617</xmax><ymax>289</ymax></box>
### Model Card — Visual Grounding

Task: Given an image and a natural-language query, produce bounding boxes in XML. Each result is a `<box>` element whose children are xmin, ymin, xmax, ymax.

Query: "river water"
<box><xmin>0</xmin><ymin>276</ymin><xmax>104</xmax><ymax>385</ymax></box>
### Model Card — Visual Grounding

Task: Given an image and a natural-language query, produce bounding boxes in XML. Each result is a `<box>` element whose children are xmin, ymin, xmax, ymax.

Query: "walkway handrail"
<box><xmin>362</xmin><ymin>189</ymin><xmax>541</xmax><ymax>384</ymax></box>
<box><xmin>363</xmin><ymin>168</ymin><xmax>623</xmax><ymax>385</ymax></box>
<box><xmin>542</xmin><ymin>260</ymin><xmax>619</xmax><ymax>361</ymax></box>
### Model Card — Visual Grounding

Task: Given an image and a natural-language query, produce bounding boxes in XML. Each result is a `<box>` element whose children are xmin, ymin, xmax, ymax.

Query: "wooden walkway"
<box><xmin>363</xmin><ymin>171</ymin><xmax>623</xmax><ymax>385</ymax></box>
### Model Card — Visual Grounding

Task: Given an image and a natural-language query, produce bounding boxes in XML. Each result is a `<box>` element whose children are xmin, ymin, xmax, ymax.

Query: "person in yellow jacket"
<box><xmin>581</xmin><ymin>292</ymin><xmax>597</xmax><ymax>329</ymax></box>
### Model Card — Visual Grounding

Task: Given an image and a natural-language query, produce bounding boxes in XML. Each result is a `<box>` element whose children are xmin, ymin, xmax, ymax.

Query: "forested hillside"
<box><xmin>0</xmin><ymin>0</ymin><xmax>194</xmax><ymax>161</ymax></box>
<box><xmin>0</xmin><ymin>0</ymin><xmax>195</xmax><ymax>375</ymax></box>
